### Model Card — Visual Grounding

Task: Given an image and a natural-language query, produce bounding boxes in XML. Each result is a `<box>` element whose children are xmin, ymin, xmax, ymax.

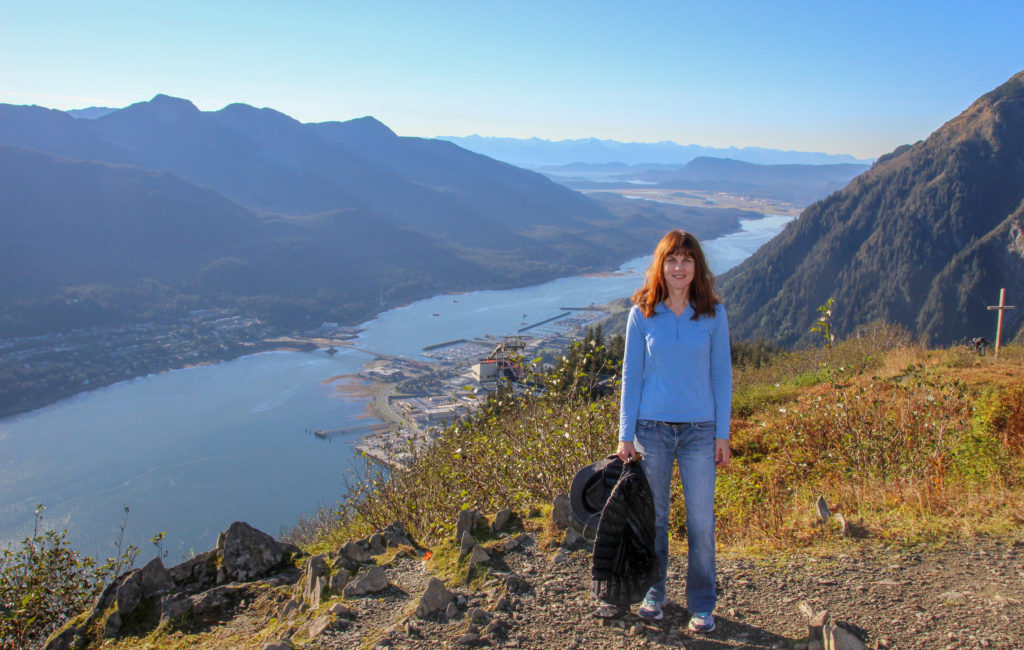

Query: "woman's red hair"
<box><xmin>632</xmin><ymin>230</ymin><xmax>720</xmax><ymax>319</ymax></box>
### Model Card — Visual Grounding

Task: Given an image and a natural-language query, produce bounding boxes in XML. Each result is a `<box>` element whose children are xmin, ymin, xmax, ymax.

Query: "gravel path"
<box><xmin>304</xmin><ymin>533</ymin><xmax>1024</xmax><ymax>650</ymax></box>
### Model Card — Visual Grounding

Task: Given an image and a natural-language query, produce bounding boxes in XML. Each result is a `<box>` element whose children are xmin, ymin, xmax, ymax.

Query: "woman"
<box><xmin>615</xmin><ymin>229</ymin><xmax>732</xmax><ymax>632</ymax></box>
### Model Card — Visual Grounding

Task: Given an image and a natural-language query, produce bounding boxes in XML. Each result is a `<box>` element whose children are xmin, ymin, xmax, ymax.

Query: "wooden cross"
<box><xmin>986</xmin><ymin>288</ymin><xmax>1017</xmax><ymax>358</ymax></box>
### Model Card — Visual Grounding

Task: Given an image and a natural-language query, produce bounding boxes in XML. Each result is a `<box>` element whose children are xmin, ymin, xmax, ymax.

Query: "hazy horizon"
<box><xmin>2</xmin><ymin>1</ymin><xmax>1023</xmax><ymax>159</ymax></box>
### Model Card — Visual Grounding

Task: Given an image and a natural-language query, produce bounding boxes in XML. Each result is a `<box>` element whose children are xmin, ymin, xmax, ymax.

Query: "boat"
<box><xmin>432</xmin><ymin>313</ymin><xmax>441</xmax><ymax>317</ymax></box>
<box><xmin>325</xmin><ymin>347</ymin><xmax>338</xmax><ymax>355</ymax></box>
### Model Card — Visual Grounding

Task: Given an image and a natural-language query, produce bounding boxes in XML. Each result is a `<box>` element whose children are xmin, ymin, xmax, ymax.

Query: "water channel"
<box><xmin>0</xmin><ymin>214</ymin><xmax>792</xmax><ymax>559</ymax></box>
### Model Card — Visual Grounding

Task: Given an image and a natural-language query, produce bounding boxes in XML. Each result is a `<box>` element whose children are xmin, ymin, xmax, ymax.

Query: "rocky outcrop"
<box><xmin>42</xmin><ymin>519</ymin><xmax>429</xmax><ymax>649</ymax></box>
<box><xmin>218</xmin><ymin>521</ymin><xmax>294</xmax><ymax>583</ymax></box>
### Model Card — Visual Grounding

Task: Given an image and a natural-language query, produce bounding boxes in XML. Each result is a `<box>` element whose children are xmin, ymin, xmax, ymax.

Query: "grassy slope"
<box><xmin>292</xmin><ymin>326</ymin><xmax>1024</xmax><ymax>554</ymax></box>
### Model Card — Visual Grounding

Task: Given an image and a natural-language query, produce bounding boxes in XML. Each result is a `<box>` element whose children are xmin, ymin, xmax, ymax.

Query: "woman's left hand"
<box><xmin>715</xmin><ymin>439</ymin><xmax>731</xmax><ymax>468</ymax></box>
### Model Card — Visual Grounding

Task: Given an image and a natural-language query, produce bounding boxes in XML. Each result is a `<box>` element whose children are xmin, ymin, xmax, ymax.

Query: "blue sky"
<box><xmin>1</xmin><ymin>1</ymin><xmax>1022</xmax><ymax>158</ymax></box>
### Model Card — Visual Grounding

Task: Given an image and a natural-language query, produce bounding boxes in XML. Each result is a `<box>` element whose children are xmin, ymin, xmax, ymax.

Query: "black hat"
<box><xmin>569</xmin><ymin>455</ymin><xmax>624</xmax><ymax>532</ymax></box>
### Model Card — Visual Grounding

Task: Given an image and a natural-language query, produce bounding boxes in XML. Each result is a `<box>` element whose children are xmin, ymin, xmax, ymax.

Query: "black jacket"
<box><xmin>590</xmin><ymin>459</ymin><xmax>660</xmax><ymax>605</ymax></box>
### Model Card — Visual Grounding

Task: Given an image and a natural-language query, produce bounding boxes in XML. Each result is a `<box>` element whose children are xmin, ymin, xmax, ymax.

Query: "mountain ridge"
<box><xmin>437</xmin><ymin>133</ymin><xmax>872</xmax><ymax>167</ymax></box>
<box><xmin>718</xmin><ymin>70</ymin><xmax>1024</xmax><ymax>347</ymax></box>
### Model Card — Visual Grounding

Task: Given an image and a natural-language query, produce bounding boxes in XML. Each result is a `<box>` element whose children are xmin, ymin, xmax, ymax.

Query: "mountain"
<box><xmin>436</xmin><ymin>134</ymin><xmax>871</xmax><ymax>167</ymax></box>
<box><xmin>718</xmin><ymin>70</ymin><xmax>1024</xmax><ymax>347</ymax></box>
<box><xmin>66</xmin><ymin>106</ymin><xmax>118</xmax><ymax>119</ymax></box>
<box><xmin>0</xmin><ymin>97</ymin><xmax>719</xmax><ymax>335</ymax></box>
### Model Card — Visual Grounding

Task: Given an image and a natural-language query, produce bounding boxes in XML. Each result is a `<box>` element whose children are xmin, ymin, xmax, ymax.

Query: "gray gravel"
<box><xmin>307</xmin><ymin>534</ymin><xmax>1024</xmax><ymax>649</ymax></box>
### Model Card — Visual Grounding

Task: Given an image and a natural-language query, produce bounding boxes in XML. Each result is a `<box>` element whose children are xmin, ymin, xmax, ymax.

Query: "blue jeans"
<box><xmin>634</xmin><ymin>419</ymin><xmax>717</xmax><ymax>613</ymax></box>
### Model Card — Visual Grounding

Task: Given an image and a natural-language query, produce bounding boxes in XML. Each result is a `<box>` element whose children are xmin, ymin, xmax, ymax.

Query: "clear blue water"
<box><xmin>0</xmin><ymin>214</ymin><xmax>791</xmax><ymax>559</ymax></box>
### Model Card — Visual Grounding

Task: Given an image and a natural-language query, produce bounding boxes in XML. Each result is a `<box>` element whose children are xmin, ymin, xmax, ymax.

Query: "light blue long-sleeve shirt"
<box><xmin>618</xmin><ymin>302</ymin><xmax>732</xmax><ymax>441</ymax></box>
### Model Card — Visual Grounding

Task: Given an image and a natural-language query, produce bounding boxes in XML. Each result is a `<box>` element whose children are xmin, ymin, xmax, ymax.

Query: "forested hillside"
<box><xmin>719</xmin><ymin>70</ymin><xmax>1024</xmax><ymax>346</ymax></box>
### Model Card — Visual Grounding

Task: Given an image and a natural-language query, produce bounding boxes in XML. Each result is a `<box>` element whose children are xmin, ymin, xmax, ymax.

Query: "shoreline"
<box><xmin>0</xmin><ymin>339</ymin><xmax>319</xmax><ymax>421</ymax></box>
<box><xmin>0</xmin><ymin>209</ymin><xmax>769</xmax><ymax>423</ymax></box>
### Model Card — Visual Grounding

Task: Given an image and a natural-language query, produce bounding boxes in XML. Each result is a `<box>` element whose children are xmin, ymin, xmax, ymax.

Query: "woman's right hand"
<box><xmin>616</xmin><ymin>440</ymin><xmax>637</xmax><ymax>462</ymax></box>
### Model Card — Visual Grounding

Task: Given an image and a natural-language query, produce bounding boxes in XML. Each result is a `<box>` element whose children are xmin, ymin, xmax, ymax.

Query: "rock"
<box><xmin>381</xmin><ymin>522</ymin><xmax>415</xmax><ymax>548</ymax></box>
<box><xmin>328</xmin><ymin>570</ymin><xmax>348</xmax><ymax>594</ymax></box>
<box><xmin>261</xmin><ymin>642</ymin><xmax>295</xmax><ymax>650</ymax></box>
<box><xmin>159</xmin><ymin>593</ymin><xmax>194</xmax><ymax>624</ymax></box>
<box><xmin>485</xmin><ymin>619</ymin><xmax>506</xmax><ymax>636</ymax></box>
<box><xmin>405</xmin><ymin>618</ymin><xmax>422</xmax><ymax>637</ymax></box>
<box><xmin>823</xmin><ymin>621</ymin><xmax>867</xmax><ymax>650</ymax></box>
<box><xmin>445</xmin><ymin>599</ymin><xmax>461</xmax><ymax>619</ymax></box>
<box><xmin>340</xmin><ymin>541</ymin><xmax>372</xmax><ymax>564</ymax></box>
<box><xmin>494</xmin><ymin>595</ymin><xmax>512</xmax><ymax>611</ymax></box>
<box><xmin>328</xmin><ymin>603</ymin><xmax>357</xmax><ymax>619</ymax></box>
<box><xmin>456</xmin><ymin>632</ymin><xmax>480</xmax><ymax>646</ymax></box>
<box><xmin>469</xmin><ymin>607</ymin><xmax>492</xmax><ymax>625</ymax></box>
<box><xmin>102</xmin><ymin>611</ymin><xmax>122</xmax><ymax>638</ymax></box>
<box><xmin>42</xmin><ymin>626</ymin><xmax>84</xmax><ymax>650</ymax></box>
<box><xmin>502</xmin><ymin>573</ymin><xmax>530</xmax><ymax>593</ymax></box>
<box><xmin>343</xmin><ymin>566</ymin><xmax>389</xmax><ymax>596</ymax></box>
<box><xmin>460</xmin><ymin>529</ymin><xmax>476</xmax><ymax>556</ymax></box>
<box><xmin>551</xmin><ymin>549</ymin><xmax>569</xmax><ymax>564</ymax></box>
<box><xmin>815</xmin><ymin>495</ymin><xmax>831</xmax><ymax>522</ymax></box>
<box><xmin>218</xmin><ymin>522</ymin><xmax>287</xmax><ymax>583</ymax></box>
<box><xmin>562</xmin><ymin>527</ymin><xmax>585</xmax><ymax>550</ymax></box>
<box><xmin>551</xmin><ymin>494</ymin><xmax>572</xmax><ymax>529</ymax></box>
<box><xmin>468</xmin><ymin>543</ymin><xmax>490</xmax><ymax>568</ymax></box>
<box><xmin>278</xmin><ymin>599</ymin><xmax>300</xmax><ymax>618</ymax></box>
<box><xmin>307</xmin><ymin>615</ymin><xmax>333</xmax><ymax>638</ymax></box>
<box><xmin>300</xmin><ymin>554</ymin><xmax>330</xmax><ymax>607</ymax></box>
<box><xmin>368</xmin><ymin>532</ymin><xmax>387</xmax><ymax>555</ymax></box>
<box><xmin>115</xmin><ymin>557</ymin><xmax>174</xmax><ymax>618</ymax></box>
<box><xmin>491</xmin><ymin>508</ymin><xmax>514</xmax><ymax>533</ymax></box>
<box><xmin>416</xmin><ymin>577</ymin><xmax>455</xmax><ymax>617</ymax></box>
<box><xmin>456</xmin><ymin>509</ymin><xmax>484</xmax><ymax>543</ymax></box>
<box><xmin>503</xmin><ymin>533</ymin><xmax>531</xmax><ymax>553</ymax></box>
<box><xmin>167</xmin><ymin>550</ymin><xmax>218</xmax><ymax>591</ymax></box>
<box><xmin>799</xmin><ymin>601</ymin><xmax>830</xmax><ymax>640</ymax></box>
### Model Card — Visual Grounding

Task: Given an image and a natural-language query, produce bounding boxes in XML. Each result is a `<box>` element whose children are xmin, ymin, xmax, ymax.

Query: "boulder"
<box><xmin>278</xmin><ymin>599</ymin><xmax>301</xmax><ymax>618</ymax></box>
<box><xmin>823</xmin><ymin>621</ymin><xmax>867</xmax><ymax>650</ymax></box>
<box><xmin>115</xmin><ymin>557</ymin><xmax>174</xmax><ymax>617</ymax></box>
<box><xmin>159</xmin><ymin>593</ymin><xmax>194</xmax><ymax>625</ymax></box>
<box><xmin>218</xmin><ymin>522</ymin><xmax>288</xmax><ymax>583</ymax></box>
<box><xmin>168</xmin><ymin>550</ymin><xmax>218</xmax><ymax>591</ymax></box>
<box><xmin>416</xmin><ymin>577</ymin><xmax>455</xmax><ymax>617</ymax></box>
<box><xmin>491</xmin><ymin>508</ymin><xmax>514</xmax><ymax>534</ymax></box>
<box><xmin>43</xmin><ymin>625</ymin><xmax>84</xmax><ymax>650</ymax></box>
<box><xmin>368</xmin><ymin>532</ymin><xmax>386</xmax><ymax>555</ymax></box>
<box><xmin>102</xmin><ymin>611</ymin><xmax>122</xmax><ymax>638</ymax></box>
<box><xmin>299</xmin><ymin>554</ymin><xmax>330</xmax><ymax>607</ymax></box>
<box><xmin>343</xmin><ymin>566</ymin><xmax>389</xmax><ymax>596</ymax></box>
<box><xmin>468</xmin><ymin>607</ymin><xmax>491</xmax><ymax>625</ymax></box>
<box><xmin>815</xmin><ymin>495</ymin><xmax>831</xmax><ymax>522</ymax></box>
<box><xmin>455</xmin><ymin>509</ymin><xmax>485</xmax><ymax>544</ymax></box>
<box><xmin>328</xmin><ymin>570</ymin><xmax>349</xmax><ymax>594</ymax></box>
<box><xmin>328</xmin><ymin>603</ymin><xmax>358</xmax><ymax>619</ymax></box>
<box><xmin>381</xmin><ymin>521</ymin><xmax>415</xmax><ymax>548</ymax></box>
<box><xmin>445</xmin><ymin>599</ymin><xmax>460</xmax><ymax>619</ymax></box>
<box><xmin>562</xmin><ymin>528</ymin><xmax>583</xmax><ymax>550</ymax></box>
<box><xmin>340</xmin><ymin>541</ymin><xmax>372</xmax><ymax>564</ymax></box>
<box><xmin>468</xmin><ymin>544</ymin><xmax>490</xmax><ymax>568</ymax></box>
<box><xmin>459</xmin><ymin>530</ymin><xmax>476</xmax><ymax>557</ymax></box>
<box><xmin>551</xmin><ymin>494</ymin><xmax>572</xmax><ymax>529</ymax></box>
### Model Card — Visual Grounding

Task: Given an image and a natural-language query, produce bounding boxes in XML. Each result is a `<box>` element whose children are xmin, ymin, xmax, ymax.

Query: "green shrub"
<box><xmin>0</xmin><ymin>507</ymin><xmax>137</xmax><ymax>650</ymax></box>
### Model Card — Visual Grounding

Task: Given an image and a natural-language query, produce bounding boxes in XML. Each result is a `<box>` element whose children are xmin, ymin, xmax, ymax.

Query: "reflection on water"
<box><xmin>0</xmin><ymin>214</ymin><xmax>792</xmax><ymax>558</ymax></box>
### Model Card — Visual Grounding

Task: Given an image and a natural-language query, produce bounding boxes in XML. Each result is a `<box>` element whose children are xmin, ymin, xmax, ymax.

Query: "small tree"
<box><xmin>810</xmin><ymin>298</ymin><xmax>836</xmax><ymax>348</ymax></box>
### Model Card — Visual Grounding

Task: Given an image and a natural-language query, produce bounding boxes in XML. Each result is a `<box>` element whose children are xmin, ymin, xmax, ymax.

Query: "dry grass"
<box><xmin>289</xmin><ymin>330</ymin><xmax>1024</xmax><ymax>557</ymax></box>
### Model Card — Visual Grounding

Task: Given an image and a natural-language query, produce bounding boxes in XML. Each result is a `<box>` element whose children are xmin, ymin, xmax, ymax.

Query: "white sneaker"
<box><xmin>688</xmin><ymin>611</ymin><xmax>715</xmax><ymax>632</ymax></box>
